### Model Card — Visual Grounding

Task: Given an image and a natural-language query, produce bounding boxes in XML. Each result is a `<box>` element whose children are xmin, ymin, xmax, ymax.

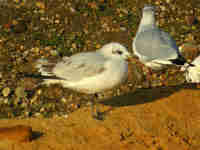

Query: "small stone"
<box><xmin>32</xmin><ymin>47</ymin><xmax>40</xmax><ymax>53</ymax></box>
<box><xmin>15</xmin><ymin>87</ymin><xmax>26</xmax><ymax>98</ymax></box>
<box><xmin>120</xmin><ymin>27</ymin><xmax>126</xmax><ymax>31</ymax></box>
<box><xmin>24</xmin><ymin>111</ymin><xmax>31</xmax><ymax>117</ymax></box>
<box><xmin>12</xmin><ymin>20</ymin><xmax>18</xmax><ymax>25</ymax></box>
<box><xmin>36</xmin><ymin>1</ymin><xmax>45</xmax><ymax>9</ymax></box>
<box><xmin>38</xmin><ymin>9</ymin><xmax>45</xmax><ymax>14</ymax></box>
<box><xmin>179</xmin><ymin>43</ymin><xmax>199</xmax><ymax>60</ymax></box>
<box><xmin>40</xmin><ymin>17</ymin><xmax>45</xmax><ymax>21</ymax></box>
<box><xmin>185</xmin><ymin>33</ymin><xmax>195</xmax><ymax>42</ymax></box>
<box><xmin>34</xmin><ymin>112</ymin><xmax>42</xmax><ymax>117</ymax></box>
<box><xmin>70</xmin><ymin>7</ymin><xmax>76</xmax><ymax>13</ymax></box>
<box><xmin>160</xmin><ymin>6</ymin><xmax>166</xmax><ymax>11</ymax></box>
<box><xmin>55</xmin><ymin>19</ymin><xmax>60</xmax><ymax>24</ymax></box>
<box><xmin>3</xmin><ymin>98</ymin><xmax>8</xmax><ymax>104</ymax></box>
<box><xmin>50</xmin><ymin>50</ymin><xmax>59</xmax><ymax>56</ymax></box>
<box><xmin>61</xmin><ymin>97</ymin><xmax>67</xmax><ymax>103</ymax></box>
<box><xmin>0</xmin><ymin>125</ymin><xmax>32</xmax><ymax>143</ymax></box>
<box><xmin>55</xmin><ymin>14</ymin><xmax>60</xmax><ymax>18</ymax></box>
<box><xmin>155</xmin><ymin>1</ymin><xmax>161</xmax><ymax>5</ymax></box>
<box><xmin>185</xmin><ymin>16</ymin><xmax>196</xmax><ymax>25</ymax></box>
<box><xmin>96</xmin><ymin>44</ymin><xmax>101</xmax><ymax>49</ymax></box>
<box><xmin>40</xmin><ymin>107</ymin><xmax>45</xmax><ymax>112</ymax></box>
<box><xmin>192</xmin><ymin>25</ymin><xmax>196</xmax><ymax>30</ymax></box>
<box><xmin>62</xmin><ymin>114</ymin><xmax>68</xmax><ymax>118</ymax></box>
<box><xmin>22</xmin><ymin>78</ymin><xmax>38</xmax><ymax>91</ymax></box>
<box><xmin>72</xmin><ymin>43</ymin><xmax>77</xmax><ymax>49</ymax></box>
<box><xmin>2</xmin><ymin>87</ymin><xmax>10</xmax><ymax>97</ymax></box>
<box><xmin>197</xmin><ymin>16</ymin><xmax>200</xmax><ymax>22</ymax></box>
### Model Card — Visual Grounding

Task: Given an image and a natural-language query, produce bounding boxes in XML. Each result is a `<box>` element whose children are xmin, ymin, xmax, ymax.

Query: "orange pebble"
<box><xmin>0</xmin><ymin>125</ymin><xmax>32</xmax><ymax>143</ymax></box>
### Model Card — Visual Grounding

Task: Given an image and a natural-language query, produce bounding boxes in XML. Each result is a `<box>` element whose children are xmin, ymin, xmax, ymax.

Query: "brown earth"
<box><xmin>0</xmin><ymin>84</ymin><xmax>200</xmax><ymax>150</ymax></box>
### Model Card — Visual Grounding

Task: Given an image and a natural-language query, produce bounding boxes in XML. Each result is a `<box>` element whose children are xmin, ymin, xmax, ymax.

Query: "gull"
<box><xmin>35</xmin><ymin>42</ymin><xmax>131</xmax><ymax>120</ymax></box>
<box><xmin>132</xmin><ymin>5</ymin><xmax>187</xmax><ymax>72</ymax></box>
<box><xmin>182</xmin><ymin>55</ymin><xmax>200</xmax><ymax>83</ymax></box>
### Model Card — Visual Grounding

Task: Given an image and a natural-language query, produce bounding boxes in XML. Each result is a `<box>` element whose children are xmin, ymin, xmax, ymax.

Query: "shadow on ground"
<box><xmin>101</xmin><ymin>83</ymin><xmax>199</xmax><ymax>107</ymax></box>
<box><xmin>31</xmin><ymin>131</ymin><xmax>44</xmax><ymax>141</ymax></box>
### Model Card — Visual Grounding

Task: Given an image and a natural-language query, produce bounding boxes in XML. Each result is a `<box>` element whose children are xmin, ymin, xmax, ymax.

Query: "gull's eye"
<box><xmin>116</xmin><ymin>50</ymin><xmax>123</xmax><ymax>55</ymax></box>
<box><xmin>112</xmin><ymin>49</ymin><xmax>123</xmax><ymax>55</ymax></box>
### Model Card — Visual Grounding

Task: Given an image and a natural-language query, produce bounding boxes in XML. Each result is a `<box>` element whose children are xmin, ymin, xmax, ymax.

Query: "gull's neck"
<box><xmin>138</xmin><ymin>11</ymin><xmax>156</xmax><ymax>33</ymax></box>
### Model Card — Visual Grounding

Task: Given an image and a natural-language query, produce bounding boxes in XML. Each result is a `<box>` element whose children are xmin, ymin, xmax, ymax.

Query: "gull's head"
<box><xmin>99</xmin><ymin>42</ymin><xmax>131</xmax><ymax>61</ymax></box>
<box><xmin>138</xmin><ymin>4</ymin><xmax>156</xmax><ymax>27</ymax></box>
<box><xmin>143</xmin><ymin>5</ymin><xmax>156</xmax><ymax>13</ymax></box>
<box><xmin>142</xmin><ymin>5</ymin><xmax>156</xmax><ymax>19</ymax></box>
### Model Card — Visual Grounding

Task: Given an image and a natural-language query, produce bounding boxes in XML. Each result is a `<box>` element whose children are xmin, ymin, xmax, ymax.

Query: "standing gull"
<box><xmin>132</xmin><ymin>5</ymin><xmax>187</xmax><ymax>71</ymax></box>
<box><xmin>36</xmin><ymin>42</ymin><xmax>131</xmax><ymax>120</ymax></box>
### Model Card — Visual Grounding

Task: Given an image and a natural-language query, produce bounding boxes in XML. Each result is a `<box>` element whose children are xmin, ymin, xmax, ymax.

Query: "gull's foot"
<box><xmin>92</xmin><ymin>111</ymin><xmax>105</xmax><ymax>121</ymax></box>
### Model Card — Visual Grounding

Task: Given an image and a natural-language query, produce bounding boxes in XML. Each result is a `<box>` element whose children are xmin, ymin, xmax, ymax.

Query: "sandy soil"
<box><xmin>0</xmin><ymin>84</ymin><xmax>200</xmax><ymax>150</ymax></box>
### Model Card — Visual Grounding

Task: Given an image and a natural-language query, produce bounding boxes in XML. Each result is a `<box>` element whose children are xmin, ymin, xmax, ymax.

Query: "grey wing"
<box><xmin>134</xmin><ymin>28</ymin><xmax>178</xmax><ymax>62</ymax></box>
<box><xmin>160</xmin><ymin>30</ymin><xmax>179</xmax><ymax>53</ymax></box>
<box><xmin>52</xmin><ymin>53</ymin><xmax>107</xmax><ymax>82</ymax></box>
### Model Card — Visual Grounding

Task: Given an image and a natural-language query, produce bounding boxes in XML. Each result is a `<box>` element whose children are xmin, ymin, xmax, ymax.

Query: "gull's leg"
<box><xmin>146</xmin><ymin>67</ymin><xmax>153</xmax><ymax>81</ymax></box>
<box><xmin>91</xmin><ymin>93</ymin><xmax>104</xmax><ymax>120</ymax></box>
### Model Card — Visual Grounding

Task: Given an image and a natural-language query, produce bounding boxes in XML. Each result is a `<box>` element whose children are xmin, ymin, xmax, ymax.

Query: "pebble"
<box><xmin>14</xmin><ymin>0</ymin><xmax>20</xmax><ymax>3</ymax></box>
<box><xmin>37</xmin><ymin>89</ymin><xmax>42</xmax><ymax>95</ymax></box>
<box><xmin>178</xmin><ymin>43</ymin><xmax>199</xmax><ymax>60</ymax></box>
<box><xmin>34</xmin><ymin>112</ymin><xmax>42</xmax><ymax>117</ymax></box>
<box><xmin>185</xmin><ymin>15</ymin><xmax>196</xmax><ymax>25</ymax></box>
<box><xmin>12</xmin><ymin>20</ymin><xmax>18</xmax><ymax>25</ymax></box>
<box><xmin>15</xmin><ymin>87</ymin><xmax>26</xmax><ymax>98</ymax></box>
<box><xmin>55</xmin><ymin>19</ymin><xmax>60</xmax><ymax>24</ymax></box>
<box><xmin>0</xmin><ymin>125</ymin><xmax>32</xmax><ymax>143</ymax></box>
<box><xmin>61</xmin><ymin>97</ymin><xmax>67</xmax><ymax>103</ymax></box>
<box><xmin>50</xmin><ymin>50</ymin><xmax>59</xmax><ymax>56</ymax></box>
<box><xmin>40</xmin><ymin>107</ymin><xmax>45</xmax><ymax>112</ymax></box>
<box><xmin>2</xmin><ymin>87</ymin><xmax>10</xmax><ymax>97</ymax></box>
<box><xmin>4</xmin><ymin>98</ymin><xmax>9</xmax><ymax>104</ymax></box>
<box><xmin>165</xmin><ymin>0</ymin><xmax>171</xmax><ymax>3</ymax></box>
<box><xmin>185</xmin><ymin>33</ymin><xmax>195</xmax><ymax>42</ymax></box>
<box><xmin>36</xmin><ymin>1</ymin><xmax>45</xmax><ymax>9</ymax></box>
<box><xmin>160</xmin><ymin>6</ymin><xmax>166</xmax><ymax>11</ymax></box>
<box><xmin>62</xmin><ymin>114</ymin><xmax>69</xmax><ymax>118</ymax></box>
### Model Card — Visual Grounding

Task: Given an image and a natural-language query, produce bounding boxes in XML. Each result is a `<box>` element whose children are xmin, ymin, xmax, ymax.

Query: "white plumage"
<box><xmin>183</xmin><ymin>55</ymin><xmax>200</xmax><ymax>83</ymax></box>
<box><xmin>36</xmin><ymin>42</ymin><xmax>131</xmax><ymax>120</ymax></box>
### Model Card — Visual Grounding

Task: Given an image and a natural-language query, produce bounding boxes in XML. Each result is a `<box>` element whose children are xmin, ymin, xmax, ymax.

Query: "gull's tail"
<box><xmin>32</xmin><ymin>58</ymin><xmax>66</xmax><ymax>85</ymax></box>
<box><xmin>35</xmin><ymin>59</ymin><xmax>54</xmax><ymax>76</ymax></box>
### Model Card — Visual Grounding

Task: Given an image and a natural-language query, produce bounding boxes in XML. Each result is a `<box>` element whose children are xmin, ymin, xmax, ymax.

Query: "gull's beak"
<box><xmin>127</xmin><ymin>57</ymin><xmax>136</xmax><ymax>62</ymax></box>
<box><xmin>126</xmin><ymin>54</ymin><xmax>138</xmax><ymax>63</ymax></box>
<box><xmin>126</xmin><ymin>54</ymin><xmax>133</xmax><ymax>62</ymax></box>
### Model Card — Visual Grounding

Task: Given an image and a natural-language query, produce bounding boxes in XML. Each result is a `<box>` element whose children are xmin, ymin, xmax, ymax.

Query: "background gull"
<box><xmin>36</xmin><ymin>42</ymin><xmax>131</xmax><ymax>120</ymax></box>
<box><xmin>182</xmin><ymin>55</ymin><xmax>200</xmax><ymax>83</ymax></box>
<box><xmin>132</xmin><ymin>5</ymin><xmax>187</xmax><ymax>71</ymax></box>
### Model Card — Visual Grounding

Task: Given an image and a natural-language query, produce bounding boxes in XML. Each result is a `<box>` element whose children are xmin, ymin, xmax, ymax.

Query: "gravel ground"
<box><xmin>0</xmin><ymin>0</ymin><xmax>199</xmax><ymax>119</ymax></box>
